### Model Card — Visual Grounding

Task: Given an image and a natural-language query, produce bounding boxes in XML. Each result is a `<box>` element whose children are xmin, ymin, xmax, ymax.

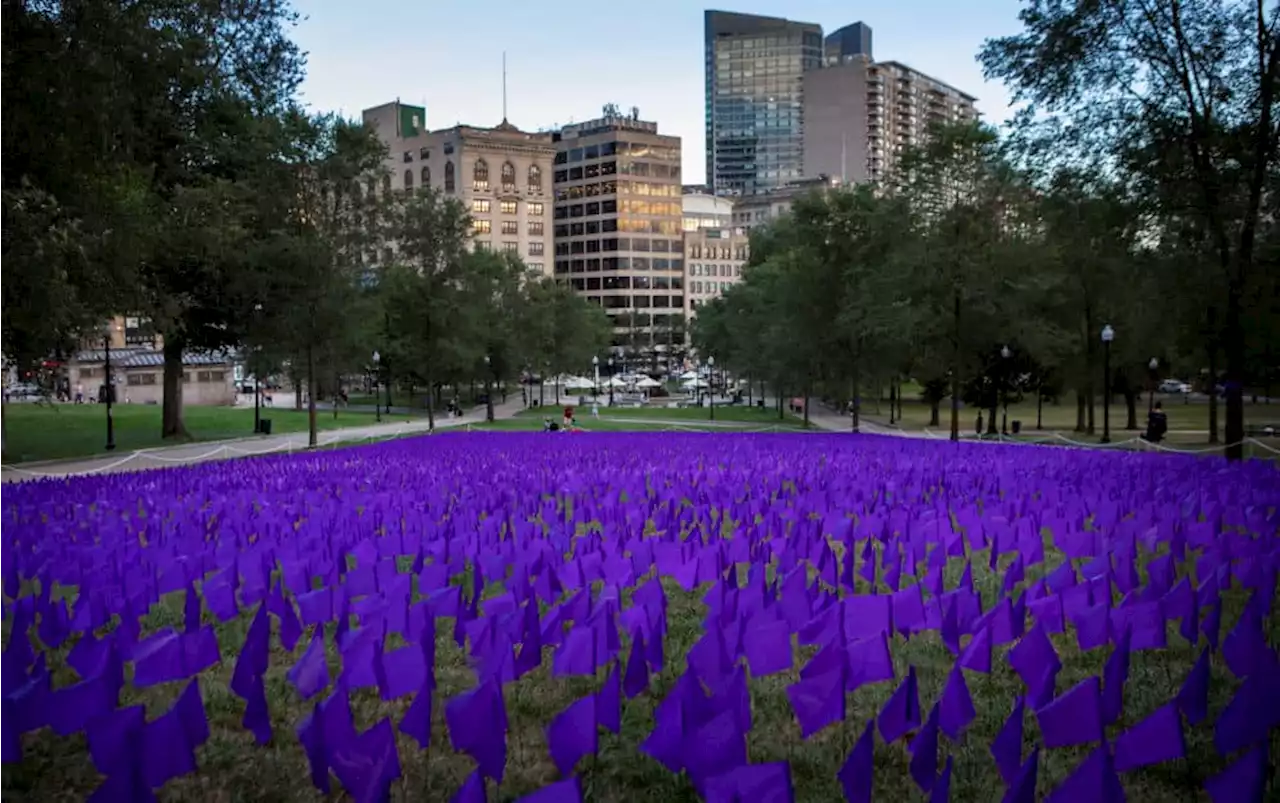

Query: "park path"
<box><xmin>0</xmin><ymin>398</ymin><xmax>526</xmax><ymax>483</ymax></box>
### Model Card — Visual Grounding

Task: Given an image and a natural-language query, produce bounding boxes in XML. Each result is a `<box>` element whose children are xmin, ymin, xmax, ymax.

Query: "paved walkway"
<box><xmin>1</xmin><ymin>398</ymin><xmax>526</xmax><ymax>483</ymax></box>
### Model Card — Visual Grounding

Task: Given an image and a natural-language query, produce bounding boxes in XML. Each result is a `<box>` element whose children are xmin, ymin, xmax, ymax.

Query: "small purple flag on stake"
<box><xmin>908</xmin><ymin>703</ymin><xmax>940</xmax><ymax>792</ymax></box>
<box><xmin>786</xmin><ymin>665</ymin><xmax>846</xmax><ymax>739</ymax></box>
<box><xmin>183</xmin><ymin>581</ymin><xmax>202</xmax><ymax>633</ymax></box>
<box><xmin>1045</xmin><ymin>744</ymin><xmax>1125</xmax><ymax>803</ymax></box>
<box><xmin>837</xmin><ymin>718</ymin><xmax>875</xmax><ymax>803</ymax></box>
<box><xmin>1177</xmin><ymin>647</ymin><xmax>1211</xmax><ymax>725</ymax></box>
<box><xmin>705</xmin><ymin>762</ymin><xmax>795</xmax><ymax>803</ymax></box>
<box><xmin>930</xmin><ymin>756</ymin><xmax>953</xmax><ymax>803</ymax></box>
<box><xmin>288</xmin><ymin>628</ymin><xmax>330</xmax><ymax>700</ymax></box>
<box><xmin>623</xmin><ymin>632</ymin><xmax>650</xmax><ymax>698</ymax></box>
<box><xmin>1037</xmin><ymin>676</ymin><xmax>1103</xmax><ymax>748</ymax></box>
<box><xmin>938</xmin><ymin>663</ymin><xmax>976</xmax><ymax>740</ymax></box>
<box><xmin>1205</xmin><ymin>742</ymin><xmax>1267</xmax><ymax>803</ymax></box>
<box><xmin>1001</xmin><ymin>746</ymin><xmax>1038</xmax><ymax>803</ymax></box>
<box><xmin>1114</xmin><ymin>701</ymin><xmax>1184</xmax><ymax>772</ymax></box>
<box><xmin>446</xmin><ymin>679</ymin><xmax>508</xmax><ymax>783</ymax></box>
<box><xmin>1214</xmin><ymin>670</ymin><xmax>1280</xmax><ymax>756</ymax></box>
<box><xmin>1008</xmin><ymin>622</ymin><xmax>1061</xmax><ymax>692</ymax></box>
<box><xmin>546</xmin><ymin>695</ymin><xmax>598</xmax><ymax>775</ymax></box>
<box><xmin>878</xmin><ymin>665</ymin><xmax>921</xmax><ymax>744</ymax></box>
<box><xmin>959</xmin><ymin>625</ymin><xmax>992</xmax><ymax>674</ymax></box>
<box><xmin>451</xmin><ymin>769</ymin><xmax>488</xmax><ymax>803</ymax></box>
<box><xmin>744</xmin><ymin>617</ymin><xmax>793</xmax><ymax>677</ymax></box>
<box><xmin>241</xmin><ymin>674</ymin><xmax>272</xmax><ymax>745</ymax></box>
<box><xmin>596</xmin><ymin>661</ymin><xmax>621</xmax><ymax>734</ymax></box>
<box><xmin>991</xmin><ymin>696</ymin><xmax>1024</xmax><ymax>786</ymax></box>
<box><xmin>1101</xmin><ymin>628</ymin><xmax>1131</xmax><ymax>727</ymax></box>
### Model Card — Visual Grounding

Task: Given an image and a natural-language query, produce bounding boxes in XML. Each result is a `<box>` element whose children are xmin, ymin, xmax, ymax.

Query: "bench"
<box><xmin>1244</xmin><ymin>424</ymin><xmax>1279</xmax><ymax>438</ymax></box>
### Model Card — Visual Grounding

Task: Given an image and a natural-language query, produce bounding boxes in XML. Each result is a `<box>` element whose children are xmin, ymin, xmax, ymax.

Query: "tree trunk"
<box><xmin>777</xmin><ymin>383</ymin><xmax>784</xmax><ymax>420</ymax></box>
<box><xmin>307</xmin><ymin>343</ymin><xmax>317</xmax><ymax>448</ymax></box>
<box><xmin>1208</xmin><ymin>346</ymin><xmax>1220</xmax><ymax>444</ymax></box>
<box><xmin>1086</xmin><ymin>382</ymin><xmax>1096</xmax><ymax>435</ymax></box>
<box><xmin>333</xmin><ymin>371</ymin><xmax>340</xmax><ymax>420</ymax></box>
<box><xmin>424</xmin><ymin>369</ymin><xmax>436</xmax><ymax>431</ymax></box>
<box><xmin>1218</xmin><ymin>281</ymin><xmax>1239</xmax><ymax>458</ymax></box>
<box><xmin>950</xmin><ymin>292</ymin><xmax>961</xmax><ymax>441</ymax></box>
<box><xmin>161</xmin><ymin>337</ymin><xmax>188</xmax><ymax>439</ymax></box>
<box><xmin>851</xmin><ymin>364</ymin><xmax>861</xmax><ymax>433</ymax></box>
<box><xmin>888</xmin><ymin>381</ymin><xmax>896</xmax><ymax>424</ymax></box>
<box><xmin>986</xmin><ymin>403</ymin><xmax>998</xmax><ymax>435</ymax></box>
<box><xmin>1124</xmin><ymin>390</ymin><xmax>1137</xmax><ymax>430</ymax></box>
<box><xmin>803</xmin><ymin>381</ymin><xmax>811</xmax><ymax>428</ymax></box>
<box><xmin>2</xmin><ymin>392</ymin><xmax>8</xmax><ymax>455</ymax></box>
<box><xmin>294</xmin><ymin>380</ymin><xmax>302</xmax><ymax>411</ymax></box>
<box><xmin>928</xmin><ymin>400</ymin><xmax>940</xmax><ymax>427</ymax></box>
<box><xmin>896</xmin><ymin>378</ymin><xmax>903</xmax><ymax>422</ymax></box>
<box><xmin>1075</xmin><ymin>392</ymin><xmax>1087</xmax><ymax>432</ymax></box>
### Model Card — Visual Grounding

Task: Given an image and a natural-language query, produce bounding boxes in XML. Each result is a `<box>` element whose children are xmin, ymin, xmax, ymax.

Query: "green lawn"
<box><xmin>517</xmin><ymin>403</ymin><xmax>803</xmax><ymax>426</ymax></box>
<box><xmin>0</xmin><ymin>403</ymin><xmax>419</xmax><ymax>464</ymax></box>
<box><xmin>868</xmin><ymin>397</ymin><xmax>1278</xmax><ymax>434</ymax></box>
<box><xmin>467</xmin><ymin>417</ymin><xmax>799</xmax><ymax>434</ymax></box>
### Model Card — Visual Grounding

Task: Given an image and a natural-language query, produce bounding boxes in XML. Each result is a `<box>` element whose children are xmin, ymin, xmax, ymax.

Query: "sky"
<box><xmin>293</xmin><ymin>0</ymin><xmax>1028</xmax><ymax>185</ymax></box>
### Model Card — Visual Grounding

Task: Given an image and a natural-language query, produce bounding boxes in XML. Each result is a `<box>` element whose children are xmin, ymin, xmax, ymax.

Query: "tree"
<box><xmin>981</xmin><ymin>0</ymin><xmax>1280</xmax><ymax>459</ymax></box>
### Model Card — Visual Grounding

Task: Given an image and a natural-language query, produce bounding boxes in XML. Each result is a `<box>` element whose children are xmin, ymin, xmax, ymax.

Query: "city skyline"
<box><xmin>293</xmin><ymin>0</ymin><xmax>1025</xmax><ymax>185</ymax></box>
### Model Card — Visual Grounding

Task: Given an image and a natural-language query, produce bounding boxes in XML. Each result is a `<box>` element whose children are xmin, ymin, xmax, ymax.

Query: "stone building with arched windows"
<box><xmin>361</xmin><ymin>101</ymin><xmax>556</xmax><ymax>276</ymax></box>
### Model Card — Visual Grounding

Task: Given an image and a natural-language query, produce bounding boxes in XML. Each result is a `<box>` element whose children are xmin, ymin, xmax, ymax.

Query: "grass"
<box><xmin>0</xmin><ymin>403</ymin><xmax>417</xmax><ymax>464</ymax></box>
<box><xmin>862</xmin><ymin>397</ymin><xmax>1279</xmax><ymax>435</ymax></box>
<box><xmin>465</xmin><ymin>417</ymin><xmax>800</xmax><ymax>434</ymax></box>
<box><xmin>516</xmin><ymin>403</ymin><xmax>806</xmax><ymax>427</ymax></box>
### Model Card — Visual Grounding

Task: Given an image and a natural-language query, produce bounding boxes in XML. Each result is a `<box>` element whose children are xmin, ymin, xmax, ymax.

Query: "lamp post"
<box><xmin>708</xmin><ymin>355</ymin><xmax>716</xmax><ymax>421</ymax></box>
<box><xmin>372</xmin><ymin>351</ymin><xmax>381</xmax><ymax>422</ymax></box>
<box><xmin>1101</xmin><ymin>324</ymin><xmax>1115</xmax><ymax>443</ymax></box>
<box><xmin>1000</xmin><ymin>345</ymin><xmax>1011</xmax><ymax>436</ymax></box>
<box><xmin>484</xmin><ymin>355</ymin><xmax>494</xmax><ymax>422</ymax></box>
<box><xmin>102</xmin><ymin>321</ymin><xmax>116</xmax><ymax>451</ymax></box>
<box><xmin>592</xmin><ymin>355</ymin><xmax>600</xmax><ymax>400</ymax></box>
<box><xmin>1148</xmin><ymin>357</ymin><xmax>1159</xmax><ymax>415</ymax></box>
<box><xmin>251</xmin><ymin>303</ymin><xmax>264</xmax><ymax>434</ymax></box>
<box><xmin>608</xmin><ymin>357</ymin><xmax>615</xmax><ymax>407</ymax></box>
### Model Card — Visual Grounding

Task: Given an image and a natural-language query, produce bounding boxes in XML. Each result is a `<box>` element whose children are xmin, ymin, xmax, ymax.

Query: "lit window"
<box><xmin>444</xmin><ymin>161</ymin><xmax>455</xmax><ymax>193</ymax></box>
<box><xmin>528</xmin><ymin>242</ymin><xmax>545</xmax><ymax>256</ymax></box>
<box><xmin>472</xmin><ymin>200</ymin><xmax>491</xmax><ymax>214</ymax></box>
<box><xmin>500</xmin><ymin>200</ymin><xmax>517</xmax><ymax>215</ymax></box>
<box><xmin>472</xmin><ymin>219</ymin><xmax>491</xmax><ymax>234</ymax></box>
<box><xmin>528</xmin><ymin>202</ymin><xmax>544</xmax><ymax>216</ymax></box>
<box><xmin>528</xmin><ymin>164</ymin><xmax>542</xmax><ymax>190</ymax></box>
<box><xmin>473</xmin><ymin>159</ymin><xmax>490</xmax><ymax>191</ymax></box>
<box><xmin>501</xmin><ymin>161</ymin><xmax>516</xmax><ymax>192</ymax></box>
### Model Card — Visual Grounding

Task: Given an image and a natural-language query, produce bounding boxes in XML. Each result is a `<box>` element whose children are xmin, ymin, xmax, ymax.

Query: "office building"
<box><xmin>362</xmin><ymin>101</ymin><xmax>556</xmax><ymax>274</ymax></box>
<box><xmin>730</xmin><ymin>177</ymin><xmax>836</xmax><ymax>230</ymax></box>
<box><xmin>804</xmin><ymin>57</ymin><xmax>978</xmax><ymax>184</ymax></box>
<box><xmin>705</xmin><ymin>10</ymin><xmax>823</xmax><ymax>197</ymax></box>
<box><xmin>683</xmin><ymin>192</ymin><xmax>735</xmax><ymax>231</ymax></box>
<box><xmin>685</xmin><ymin>227</ymin><xmax>749</xmax><ymax>321</ymax></box>
<box><xmin>552</xmin><ymin>107</ymin><xmax>684</xmax><ymax>363</ymax></box>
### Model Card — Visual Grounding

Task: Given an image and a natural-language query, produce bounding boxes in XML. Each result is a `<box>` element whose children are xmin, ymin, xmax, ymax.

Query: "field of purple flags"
<box><xmin>3</xmin><ymin>432</ymin><xmax>1278</xmax><ymax>802</ymax></box>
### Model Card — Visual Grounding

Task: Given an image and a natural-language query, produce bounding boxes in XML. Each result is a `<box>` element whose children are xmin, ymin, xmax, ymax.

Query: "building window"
<box><xmin>419</xmin><ymin>147</ymin><xmax>430</xmax><ymax>159</ymax></box>
<box><xmin>211</xmin><ymin>371</ymin><xmax>225</xmax><ymax>383</ymax></box>
<box><xmin>473</xmin><ymin>159</ymin><xmax>489</xmax><ymax>191</ymax></box>
<box><xmin>197</xmin><ymin>370</ymin><xmax>212</xmax><ymax>382</ymax></box>
<box><xmin>501</xmin><ymin>161</ymin><xmax>516</xmax><ymax>193</ymax></box>
<box><xmin>528</xmin><ymin>221</ymin><xmax>544</xmax><ymax>236</ymax></box>
<box><xmin>182</xmin><ymin>372</ymin><xmax>191</xmax><ymax>384</ymax></box>
<box><xmin>503</xmin><ymin>241</ymin><xmax>519</xmax><ymax>253</ymax></box>
<box><xmin>528</xmin><ymin>242</ymin><xmax>545</xmax><ymax>256</ymax></box>
<box><xmin>421</xmin><ymin>166</ymin><xmax>430</xmax><ymax>186</ymax></box>
<box><xmin>528</xmin><ymin>262</ymin><xmax>544</xmax><ymax>273</ymax></box>
<box><xmin>473</xmin><ymin>219</ymin><xmax>491</xmax><ymax>234</ymax></box>
<box><xmin>127</xmin><ymin>374</ymin><xmax>143</xmax><ymax>386</ymax></box>
<box><xmin>529</xmin><ymin>164</ymin><xmax>542</xmax><ymax>190</ymax></box>
<box><xmin>445</xmin><ymin>161</ymin><xmax>455</xmax><ymax>193</ymax></box>
<box><xmin>472</xmin><ymin>199</ymin><xmax>491</xmax><ymax>214</ymax></box>
<box><xmin>500</xmin><ymin>200</ymin><xmax>517</xmax><ymax>215</ymax></box>
<box><xmin>443</xmin><ymin>142</ymin><xmax>454</xmax><ymax>155</ymax></box>
<box><xmin>528</xmin><ymin>202</ymin><xmax>544</xmax><ymax>216</ymax></box>
<box><xmin>404</xmin><ymin>169</ymin><xmax>414</xmax><ymax>191</ymax></box>
<box><xmin>403</xmin><ymin>151</ymin><xmax>413</xmax><ymax>163</ymax></box>
<box><xmin>501</xmin><ymin>220</ymin><xmax>518</xmax><ymax>235</ymax></box>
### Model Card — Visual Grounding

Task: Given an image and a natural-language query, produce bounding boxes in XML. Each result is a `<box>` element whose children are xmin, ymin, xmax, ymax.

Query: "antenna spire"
<box><xmin>501</xmin><ymin>52</ymin><xmax>508</xmax><ymax>123</ymax></box>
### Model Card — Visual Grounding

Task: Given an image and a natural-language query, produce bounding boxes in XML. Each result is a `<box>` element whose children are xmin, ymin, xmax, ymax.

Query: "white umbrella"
<box><xmin>679</xmin><ymin>370</ymin><xmax>699</xmax><ymax>381</ymax></box>
<box><xmin>681</xmin><ymin>378</ymin><xmax>709</xmax><ymax>389</ymax></box>
<box><xmin>634</xmin><ymin>376</ymin><xmax>662</xmax><ymax>389</ymax></box>
<box><xmin>608</xmin><ymin>375</ymin><xmax>628</xmax><ymax>388</ymax></box>
<box><xmin>564</xmin><ymin>376</ymin><xmax>595</xmax><ymax>390</ymax></box>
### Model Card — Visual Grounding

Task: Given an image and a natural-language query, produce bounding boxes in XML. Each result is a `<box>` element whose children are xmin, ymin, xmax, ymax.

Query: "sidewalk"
<box><xmin>1</xmin><ymin>397</ymin><xmax>526</xmax><ymax>483</ymax></box>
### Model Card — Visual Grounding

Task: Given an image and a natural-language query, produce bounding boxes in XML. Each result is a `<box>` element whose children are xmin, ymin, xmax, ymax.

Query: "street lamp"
<box><xmin>1101</xmin><ymin>324</ymin><xmax>1115</xmax><ymax>443</ymax></box>
<box><xmin>607</xmin><ymin>357</ymin><xmax>615</xmax><ymax>407</ymax></box>
<box><xmin>708</xmin><ymin>355</ymin><xmax>716</xmax><ymax>421</ymax></box>
<box><xmin>1148</xmin><ymin>357</ymin><xmax>1159</xmax><ymax>415</ymax></box>
<box><xmin>1000</xmin><ymin>345</ymin><xmax>1011</xmax><ymax>436</ymax></box>
<box><xmin>372</xmin><ymin>351</ymin><xmax>381</xmax><ymax>422</ymax></box>
<box><xmin>102</xmin><ymin>321</ymin><xmax>117</xmax><ymax>451</ymax></box>
<box><xmin>252</xmin><ymin>303</ymin><xmax>264</xmax><ymax>434</ymax></box>
<box><xmin>592</xmin><ymin>355</ymin><xmax>600</xmax><ymax>400</ymax></box>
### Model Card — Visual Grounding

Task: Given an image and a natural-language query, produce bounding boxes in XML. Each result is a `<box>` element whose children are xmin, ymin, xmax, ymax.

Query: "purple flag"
<box><xmin>744</xmin><ymin>617</ymin><xmax>793</xmax><ymax>677</ymax></box>
<box><xmin>990</xmin><ymin>696</ymin><xmax>1024</xmax><ymax>786</ymax></box>
<box><xmin>546</xmin><ymin>695</ymin><xmax>597</xmax><ymax>775</ymax></box>
<box><xmin>837</xmin><ymin>719</ymin><xmax>875</xmax><ymax>803</ymax></box>
<box><xmin>623</xmin><ymin>633</ymin><xmax>650</xmax><ymax>699</ymax></box>
<box><xmin>786</xmin><ymin>665</ymin><xmax>845</xmax><ymax>739</ymax></box>
<box><xmin>958</xmin><ymin>625</ymin><xmax>992</xmax><ymax>673</ymax></box>
<box><xmin>1114</xmin><ymin>701</ymin><xmax>1184</xmax><ymax>771</ymax></box>
<box><xmin>1001</xmin><ymin>746</ymin><xmax>1038</xmax><ymax>803</ymax></box>
<box><xmin>1037</xmin><ymin>676</ymin><xmax>1103</xmax><ymax>748</ymax></box>
<box><xmin>288</xmin><ymin>628</ymin><xmax>330</xmax><ymax>700</ymax></box>
<box><xmin>1046</xmin><ymin>744</ymin><xmax>1125</xmax><ymax>803</ymax></box>
<box><xmin>1008</xmin><ymin>622</ymin><xmax>1061</xmax><ymax>692</ymax></box>
<box><xmin>930</xmin><ymin>756</ymin><xmax>953</xmax><ymax>803</ymax></box>
<box><xmin>596</xmin><ymin>662</ymin><xmax>621</xmax><ymax>735</ymax></box>
<box><xmin>705</xmin><ymin>762</ymin><xmax>795</xmax><ymax>803</ymax></box>
<box><xmin>938</xmin><ymin>663</ymin><xmax>976</xmax><ymax>739</ymax></box>
<box><xmin>1101</xmin><ymin>628</ymin><xmax>1131</xmax><ymax>727</ymax></box>
<box><xmin>908</xmin><ymin>703</ymin><xmax>941</xmax><ymax>792</ymax></box>
<box><xmin>451</xmin><ymin>769</ymin><xmax>488</xmax><ymax>803</ymax></box>
<box><xmin>1205</xmin><ymin>742</ymin><xmax>1267</xmax><ymax>803</ymax></box>
<box><xmin>877</xmin><ymin>665</ymin><xmax>920</xmax><ymax>744</ymax></box>
<box><xmin>446</xmin><ymin>679</ymin><xmax>508</xmax><ymax>783</ymax></box>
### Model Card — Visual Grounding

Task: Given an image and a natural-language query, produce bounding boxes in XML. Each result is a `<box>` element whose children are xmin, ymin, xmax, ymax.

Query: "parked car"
<box><xmin>1158</xmin><ymin>379</ymin><xmax>1192</xmax><ymax>394</ymax></box>
<box><xmin>7</xmin><ymin>382</ymin><xmax>41</xmax><ymax>399</ymax></box>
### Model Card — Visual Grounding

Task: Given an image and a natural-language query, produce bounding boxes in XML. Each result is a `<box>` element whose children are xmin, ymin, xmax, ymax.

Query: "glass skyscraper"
<box><xmin>704</xmin><ymin>10</ymin><xmax>823</xmax><ymax>197</ymax></box>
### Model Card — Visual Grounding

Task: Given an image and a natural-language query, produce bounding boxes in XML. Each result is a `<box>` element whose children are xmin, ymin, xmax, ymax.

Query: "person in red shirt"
<box><xmin>562</xmin><ymin>405</ymin><xmax>574</xmax><ymax>428</ymax></box>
